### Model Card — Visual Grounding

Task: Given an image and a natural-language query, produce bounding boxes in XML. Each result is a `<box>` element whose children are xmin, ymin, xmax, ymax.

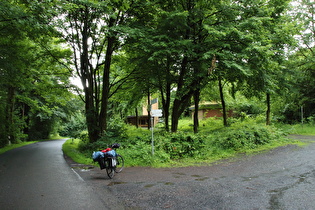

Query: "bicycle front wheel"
<box><xmin>114</xmin><ymin>155</ymin><xmax>124</xmax><ymax>173</ymax></box>
<box><xmin>106</xmin><ymin>159</ymin><xmax>115</xmax><ymax>179</ymax></box>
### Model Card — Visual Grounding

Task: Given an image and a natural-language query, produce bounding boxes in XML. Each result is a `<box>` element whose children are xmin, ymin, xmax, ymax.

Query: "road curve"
<box><xmin>0</xmin><ymin>139</ymin><xmax>123</xmax><ymax>210</ymax></box>
<box><xmin>74</xmin><ymin>135</ymin><xmax>315</xmax><ymax>210</ymax></box>
<box><xmin>2</xmin><ymin>136</ymin><xmax>315</xmax><ymax>210</ymax></box>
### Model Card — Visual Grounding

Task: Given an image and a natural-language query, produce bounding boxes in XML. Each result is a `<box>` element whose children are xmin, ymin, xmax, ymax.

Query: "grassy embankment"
<box><xmin>0</xmin><ymin>141</ymin><xmax>37</xmax><ymax>155</ymax></box>
<box><xmin>0</xmin><ymin>134</ymin><xmax>63</xmax><ymax>155</ymax></box>
<box><xmin>2</xmin><ymin>120</ymin><xmax>315</xmax><ymax>167</ymax></box>
<box><xmin>62</xmin><ymin>118</ymin><xmax>315</xmax><ymax>168</ymax></box>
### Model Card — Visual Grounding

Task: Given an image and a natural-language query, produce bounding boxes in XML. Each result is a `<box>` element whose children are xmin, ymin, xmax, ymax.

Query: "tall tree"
<box><xmin>127</xmin><ymin>0</ymin><xmax>221</xmax><ymax>132</ymax></box>
<box><xmin>207</xmin><ymin>0</ymin><xmax>296</xmax><ymax>126</ymax></box>
<box><xmin>240</xmin><ymin>0</ymin><xmax>296</xmax><ymax>125</ymax></box>
<box><xmin>284</xmin><ymin>0</ymin><xmax>315</xmax><ymax>121</ymax></box>
<box><xmin>56</xmin><ymin>0</ymin><xmax>140</xmax><ymax>142</ymax></box>
<box><xmin>0</xmin><ymin>0</ymin><xmax>74</xmax><ymax>146</ymax></box>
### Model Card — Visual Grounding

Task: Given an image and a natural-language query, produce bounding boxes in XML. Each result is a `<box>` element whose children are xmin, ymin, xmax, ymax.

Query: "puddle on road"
<box><xmin>157</xmin><ymin>182</ymin><xmax>175</xmax><ymax>186</ymax></box>
<box><xmin>164</xmin><ymin>182</ymin><xmax>175</xmax><ymax>185</ymax></box>
<box><xmin>191</xmin><ymin>174</ymin><xmax>209</xmax><ymax>181</ymax></box>
<box><xmin>173</xmin><ymin>172</ymin><xmax>186</xmax><ymax>178</ymax></box>
<box><xmin>242</xmin><ymin>176</ymin><xmax>259</xmax><ymax>182</ymax></box>
<box><xmin>107</xmin><ymin>181</ymin><xmax>175</xmax><ymax>188</ymax></box>
<box><xmin>71</xmin><ymin>165</ymin><xmax>94</xmax><ymax>172</ymax></box>
<box><xmin>195</xmin><ymin>177</ymin><xmax>209</xmax><ymax>181</ymax></box>
<box><xmin>174</xmin><ymin>172</ymin><xmax>186</xmax><ymax>175</ymax></box>
<box><xmin>107</xmin><ymin>182</ymin><xmax>128</xmax><ymax>186</ymax></box>
<box><xmin>144</xmin><ymin>182</ymin><xmax>176</xmax><ymax>188</ymax></box>
<box><xmin>267</xmin><ymin>170</ymin><xmax>315</xmax><ymax>209</ymax></box>
<box><xmin>144</xmin><ymin>184</ymin><xmax>156</xmax><ymax>188</ymax></box>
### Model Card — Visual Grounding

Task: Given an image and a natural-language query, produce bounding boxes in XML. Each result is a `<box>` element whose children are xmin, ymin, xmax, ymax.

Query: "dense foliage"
<box><xmin>1</xmin><ymin>0</ymin><xmax>315</xmax><ymax>152</ymax></box>
<box><xmin>0</xmin><ymin>0</ymin><xmax>76</xmax><ymax>146</ymax></box>
<box><xmin>72</xmin><ymin>117</ymin><xmax>292</xmax><ymax>167</ymax></box>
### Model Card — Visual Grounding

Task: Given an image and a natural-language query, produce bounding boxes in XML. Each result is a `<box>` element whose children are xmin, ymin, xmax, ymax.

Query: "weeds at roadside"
<box><xmin>0</xmin><ymin>141</ymin><xmax>37</xmax><ymax>155</ymax></box>
<box><xmin>63</xmin><ymin>117</ymin><xmax>301</xmax><ymax>168</ymax></box>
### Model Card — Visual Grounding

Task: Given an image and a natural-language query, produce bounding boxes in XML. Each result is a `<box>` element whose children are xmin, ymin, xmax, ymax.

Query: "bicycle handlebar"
<box><xmin>110</xmin><ymin>143</ymin><xmax>120</xmax><ymax>149</ymax></box>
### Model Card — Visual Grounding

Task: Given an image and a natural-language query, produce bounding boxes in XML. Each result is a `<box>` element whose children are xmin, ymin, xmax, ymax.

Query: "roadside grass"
<box><xmin>0</xmin><ymin>141</ymin><xmax>37</xmax><ymax>155</ymax></box>
<box><xmin>62</xmin><ymin>118</ymin><xmax>303</xmax><ymax>168</ymax></box>
<box><xmin>1</xmin><ymin>119</ymin><xmax>309</xmax><ymax>168</ymax></box>
<box><xmin>157</xmin><ymin>132</ymin><xmax>300</xmax><ymax>168</ymax></box>
<box><xmin>62</xmin><ymin>138</ymin><xmax>96</xmax><ymax>166</ymax></box>
<box><xmin>49</xmin><ymin>134</ymin><xmax>66</xmax><ymax>140</ymax></box>
<box><xmin>62</xmin><ymin>134</ymin><xmax>298</xmax><ymax>168</ymax></box>
<box><xmin>279</xmin><ymin>124</ymin><xmax>315</xmax><ymax>135</ymax></box>
<box><xmin>0</xmin><ymin>135</ymin><xmax>67</xmax><ymax>155</ymax></box>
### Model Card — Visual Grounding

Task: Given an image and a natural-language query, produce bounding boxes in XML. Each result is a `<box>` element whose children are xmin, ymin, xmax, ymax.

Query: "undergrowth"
<box><xmin>276</xmin><ymin>123</ymin><xmax>315</xmax><ymax>135</ymax></box>
<box><xmin>63</xmin><ymin>117</ymin><xmax>299</xmax><ymax>168</ymax></box>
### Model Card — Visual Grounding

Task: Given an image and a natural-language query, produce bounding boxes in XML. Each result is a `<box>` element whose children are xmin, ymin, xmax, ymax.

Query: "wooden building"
<box><xmin>190</xmin><ymin>102</ymin><xmax>233</xmax><ymax>120</ymax></box>
<box><xmin>126</xmin><ymin>98</ymin><xmax>160</xmax><ymax>128</ymax></box>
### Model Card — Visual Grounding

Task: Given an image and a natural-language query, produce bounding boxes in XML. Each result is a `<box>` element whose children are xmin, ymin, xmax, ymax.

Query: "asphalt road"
<box><xmin>1</xmin><ymin>136</ymin><xmax>315</xmax><ymax>210</ymax></box>
<box><xmin>0</xmin><ymin>139</ymin><xmax>123</xmax><ymax>210</ymax></box>
<box><xmin>73</xmin><ymin>135</ymin><xmax>315</xmax><ymax>210</ymax></box>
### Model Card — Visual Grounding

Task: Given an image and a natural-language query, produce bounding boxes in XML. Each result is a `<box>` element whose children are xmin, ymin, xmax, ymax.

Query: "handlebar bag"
<box><xmin>104</xmin><ymin>150</ymin><xmax>117</xmax><ymax>157</ymax></box>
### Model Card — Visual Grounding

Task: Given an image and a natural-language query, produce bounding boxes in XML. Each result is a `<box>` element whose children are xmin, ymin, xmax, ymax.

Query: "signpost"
<box><xmin>151</xmin><ymin>109</ymin><xmax>163</xmax><ymax>117</ymax></box>
<box><xmin>150</xmin><ymin>109</ymin><xmax>162</xmax><ymax>155</ymax></box>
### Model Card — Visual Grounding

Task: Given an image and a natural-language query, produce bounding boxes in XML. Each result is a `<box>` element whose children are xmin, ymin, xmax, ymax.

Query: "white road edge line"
<box><xmin>71</xmin><ymin>168</ymin><xmax>85</xmax><ymax>181</ymax></box>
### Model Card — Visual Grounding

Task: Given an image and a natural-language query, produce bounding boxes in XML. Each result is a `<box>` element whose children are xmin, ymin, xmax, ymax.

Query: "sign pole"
<box><xmin>151</xmin><ymin>117</ymin><xmax>154</xmax><ymax>155</ymax></box>
<box><xmin>150</xmin><ymin>109</ymin><xmax>162</xmax><ymax>156</ymax></box>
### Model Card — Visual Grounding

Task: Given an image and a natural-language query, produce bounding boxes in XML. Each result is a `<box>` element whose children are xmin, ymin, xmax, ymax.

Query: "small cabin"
<box><xmin>190</xmin><ymin>102</ymin><xmax>233</xmax><ymax>120</ymax></box>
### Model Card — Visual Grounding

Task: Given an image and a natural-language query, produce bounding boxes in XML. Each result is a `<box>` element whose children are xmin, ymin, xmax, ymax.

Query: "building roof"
<box><xmin>189</xmin><ymin>101</ymin><xmax>222</xmax><ymax>110</ymax></box>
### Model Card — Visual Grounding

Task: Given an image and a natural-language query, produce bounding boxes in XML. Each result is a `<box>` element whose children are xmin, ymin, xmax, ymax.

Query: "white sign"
<box><xmin>151</xmin><ymin>109</ymin><xmax>163</xmax><ymax>117</ymax></box>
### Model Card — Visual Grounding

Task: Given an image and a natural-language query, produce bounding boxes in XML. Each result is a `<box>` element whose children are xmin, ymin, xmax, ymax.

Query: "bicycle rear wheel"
<box><xmin>114</xmin><ymin>155</ymin><xmax>124</xmax><ymax>173</ymax></box>
<box><xmin>105</xmin><ymin>159</ymin><xmax>115</xmax><ymax>178</ymax></box>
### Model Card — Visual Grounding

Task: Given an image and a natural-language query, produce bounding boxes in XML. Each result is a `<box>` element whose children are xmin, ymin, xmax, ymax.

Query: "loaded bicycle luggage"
<box><xmin>92</xmin><ymin>143</ymin><xmax>124</xmax><ymax>179</ymax></box>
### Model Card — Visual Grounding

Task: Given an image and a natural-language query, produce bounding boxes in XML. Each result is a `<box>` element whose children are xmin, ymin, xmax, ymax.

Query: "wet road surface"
<box><xmin>1</xmin><ymin>136</ymin><xmax>314</xmax><ymax>209</ymax></box>
<box><xmin>73</xmin><ymin>135</ymin><xmax>315</xmax><ymax>210</ymax></box>
<box><xmin>0</xmin><ymin>139</ymin><xmax>123</xmax><ymax>210</ymax></box>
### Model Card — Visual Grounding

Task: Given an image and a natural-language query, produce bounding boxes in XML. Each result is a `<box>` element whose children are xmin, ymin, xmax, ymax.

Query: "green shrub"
<box><xmin>69</xmin><ymin>118</ymin><xmax>293</xmax><ymax>167</ymax></box>
<box><xmin>78</xmin><ymin>139</ymin><xmax>108</xmax><ymax>153</ymax></box>
<box><xmin>118</xmin><ymin>139</ymin><xmax>171</xmax><ymax>167</ymax></box>
<box><xmin>59</xmin><ymin>113</ymin><xmax>86</xmax><ymax>138</ymax></box>
<box><xmin>235</xmin><ymin>103</ymin><xmax>264</xmax><ymax>117</ymax></box>
<box><xmin>306</xmin><ymin>116</ymin><xmax>315</xmax><ymax>125</ymax></box>
<box><xmin>213</xmin><ymin>125</ymin><xmax>282</xmax><ymax>151</ymax></box>
<box><xmin>156</xmin><ymin>132</ymin><xmax>206</xmax><ymax>159</ymax></box>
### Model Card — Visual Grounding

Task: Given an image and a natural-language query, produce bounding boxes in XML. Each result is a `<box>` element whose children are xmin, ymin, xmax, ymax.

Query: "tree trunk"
<box><xmin>193</xmin><ymin>89</ymin><xmax>200</xmax><ymax>133</ymax></box>
<box><xmin>22</xmin><ymin>103</ymin><xmax>30</xmax><ymax>138</ymax></box>
<box><xmin>171</xmin><ymin>56</ymin><xmax>189</xmax><ymax>133</ymax></box>
<box><xmin>5</xmin><ymin>86</ymin><xmax>15</xmax><ymax>144</ymax></box>
<box><xmin>218</xmin><ymin>76</ymin><xmax>228</xmax><ymax>127</ymax></box>
<box><xmin>135</xmin><ymin>107</ymin><xmax>139</xmax><ymax>128</ymax></box>
<box><xmin>171</xmin><ymin>99</ymin><xmax>180</xmax><ymax>132</ymax></box>
<box><xmin>266</xmin><ymin>93</ymin><xmax>271</xmax><ymax>125</ymax></box>
<box><xmin>85</xmin><ymin>96</ymin><xmax>99</xmax><ymax>142</ymax></box>
<box><xmin>171</xmin><ymin>90</ymin><xmax>193</xmax><ymax>132</ymax></box>
<box><xmin>159</xmin><ymin>81</ymin><xmax>171</xmax><ymax>132</ymax></box>
<box><xmin>81</xmin><ymin>11</ymin><xmax>99</xmax><ymax>143</ymax></box>
<box><xmin>99</xmin><ymin>37</ymin><xmax>114</xmax><ymax>136</ymax></box>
